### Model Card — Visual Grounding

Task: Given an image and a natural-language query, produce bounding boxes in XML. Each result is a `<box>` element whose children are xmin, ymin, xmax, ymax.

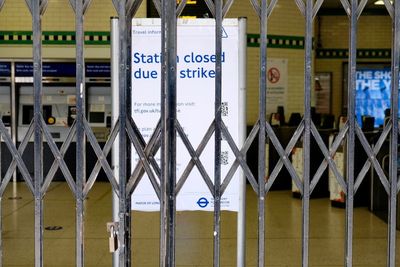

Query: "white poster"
<box><xmin>315</xmin><ymin>72</ymin><xmax>332</xmax><ymax>114</ymax></box>
<box><xmin>266</xmin><ymin>58</ymin><xmax>288</xmax><ymax>115</ymax></box>
<box><xmin>131</xmin><ymin>18</ymin><xmax>242</xmax><ymax>211</ymax></box>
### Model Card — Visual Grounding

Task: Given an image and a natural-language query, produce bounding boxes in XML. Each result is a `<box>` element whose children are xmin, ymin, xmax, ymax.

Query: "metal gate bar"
<box><xmin>388</xmin><ymin>0</ymin><xmax>399</xmax><ymax>266</ymax></box>
<box><xmin>213</xmin><ymin>0</ymin><xmax>223</xmax><ymax>265</ymax></box>
<box><xmin>160</xmin><ymin>0</ymin><xmax>177</xmax><ymax>263</ymax></box>
<box><xmin>257</xmin><ymin>0</ymin><xmax>267</xmax><ymax>265</ymax></box>
<box><xmin>345</xmin><ymin>1</ymin><xmax>357</xmax><ymax>265</ymax></box>
<box><xmin>112</xmin><ymin>1</ymin><xmax>133</xmax><ymax>266</ymax></box>
<box><xmin>72</xmin><ymin>0</ymin><xmax>86</xmax><ymax>266</ymax></box>
<box><xmin>0</xmin><ymin>0</ymin><xmax>399</xmax><ymax>266</ymax></box>
<box><xmin>30</xmin><ymin>1</ymin><xmax>45</xmax><ymax>266</ymax></box>
<box><xmin>302</xmin><ymin>1</ymin><xmax>313</xmax><ymax>266</ymax></box>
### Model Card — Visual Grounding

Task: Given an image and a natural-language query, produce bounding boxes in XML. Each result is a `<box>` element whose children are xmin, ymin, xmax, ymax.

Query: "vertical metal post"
<box><xmin>0</xmin><ymin>95</ymin><xmax>2</xmax><ymax>265</ymax></box>
<box><xmin>160</xmin><ymin>0</ymin><xmax>177</xmax><ymax>264</ymax></box>
<box><xmin>160</xmin><ymin>11</ymin><xmax>167</xmax><ymax>267</ymax></box>
<box><xmin>74</xmin><ymin>1</ymin><xmax>86</xmax><ymax>266</ymax></box>
<box><xmin>10</xmin><ymin>62</ymin><xmax>17</xmax><ymax>183</ymax></box>
<box><xmin>0</xmin><ymin>132</ymin><xmax>3</xmax><ymax>267</ymax></box>
<box><xmin>111</xmin><ymin>16</ymin><xmax>120</xmax><ymax>267</ymax></box>
<box><xmin>387</xmin><ymin>1</ymin><xmax>399</xmax><ymax>266</ymax></box>
<box><xmin>160</xmin><ymin>9</ymin><xmax>167</xmax><ymax>267</ymax></box>
<box><xmin>345</xmin><ymin>1</ymin><xmax>357</xmax><ymax>266</ymax></box>
<box><xmin>257</xmin><ymin>0</ymin><xmax>267</xmax><ymax>265</ymax></box>
<box><xmin>116</xmin><ymin>1</ymin><xmax>132</xmax><ymax>265</ymax></box>
<box><xmin>0</xmin><ymin>138</ymin><xmax>1</xmax><ymax>264</ymax></box>
<box><xmin>126</xmin><ymin>15</ymin><xmax>132</xmax><ymax>267</ymax></box>
<box><xmin>214</xmin><ymin>0</ymin><xmax>223</xmax><ymax>265</ymax></box>
<box><xmin>302</xmin><ymin>1</ymin><xmax>313</xmax><ymax>266</ymax></box>
<box><xmin>237</xmin><ymin>17</ymin><xmax>247</xmax><ymax>267</ymax></box>
<box><xmin>32</xmin><ymin>0</ymin><xmax>44</xmax><ymax>266</ymax></box>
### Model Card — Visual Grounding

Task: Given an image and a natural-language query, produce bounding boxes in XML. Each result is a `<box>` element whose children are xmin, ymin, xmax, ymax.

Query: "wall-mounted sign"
<box><xmin>0</xmin><ymin>62</ymin><xmax>11</xmax><ymax>77</ymax></box>
<box><xmin>266</xmin><ymin>58</ymin><xmax>288</xmax><ymax>115</ymax></box>
<box><xmin>15</xmin><ymin>62</ymin><xmax>76</xmax><ymax>77</ymax></box>
<box><xmin>85</xmin><ymin>62</ymin><xmax>110</xmax><ymax>77</ymax></box>
<box><xmin>314</xmin><ymin>72</ymin><xmax>332</xmax><ymax>114</ymax></box>
<box><xmin>14</xmin><ymin>62</ymin><xmax>110</xmax><ymax>78</ymax></box>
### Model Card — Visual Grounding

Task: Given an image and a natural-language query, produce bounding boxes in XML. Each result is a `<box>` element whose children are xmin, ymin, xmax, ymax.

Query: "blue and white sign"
<box><xmin>15</xmin><ymin>62</ymin><xmax>76</xmax><ymax>77</ymax></box>
<box><xmin>14</xmin><ymin>62</ymin><xmax>110</xmax><ymax>78</ymax></box>
<box><xmin>86</xmin><ymin>62</ymin><xmax>111</xmax><ymax>77</ymax></box>
<box><xmin>0</xmin><ymin>62</ymin><xmax>11</xmax><ymax>76</ymax></box>
<box><xmin>131</xmin><ymin>18</ymin><xmax>243</xmax><ymax>212</ymax></box>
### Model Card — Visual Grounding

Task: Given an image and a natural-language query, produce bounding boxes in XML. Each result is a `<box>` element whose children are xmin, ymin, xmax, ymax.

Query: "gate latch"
<box><xmin>106</xmin><ymin>222</ymin><xmax>119</xmax><ymax>253</ymax></box>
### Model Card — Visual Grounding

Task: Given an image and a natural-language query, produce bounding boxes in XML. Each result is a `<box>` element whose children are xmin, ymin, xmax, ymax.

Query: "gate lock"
<box><xmin>106</xmin><ymin>222</ymin><xmax>119</xmax><ymax>253</ymax></box>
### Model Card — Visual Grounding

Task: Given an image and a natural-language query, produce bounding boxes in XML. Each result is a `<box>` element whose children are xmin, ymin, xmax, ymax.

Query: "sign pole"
<box><xmin>111</xmin><ymin>17</ymin><xmax>120</xmax><ymax>267</ymax></box>
<box><xmin>237</xmin><ymin>17</ymin><xmax>247</xmax><ymax>267</ymax></box>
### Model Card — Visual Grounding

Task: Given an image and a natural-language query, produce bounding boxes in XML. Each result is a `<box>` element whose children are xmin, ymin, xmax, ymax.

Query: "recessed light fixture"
<box><xmin>374</xmin><ymin>0</ymin><xmax>393</xmax><ymax>5</ymax></box>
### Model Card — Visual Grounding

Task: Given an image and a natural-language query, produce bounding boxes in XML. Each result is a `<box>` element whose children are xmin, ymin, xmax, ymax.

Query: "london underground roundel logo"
<box><xmin>197</xmin><ymin>197</ymin><xmax>209</xmax><ymax>208</ymax></box>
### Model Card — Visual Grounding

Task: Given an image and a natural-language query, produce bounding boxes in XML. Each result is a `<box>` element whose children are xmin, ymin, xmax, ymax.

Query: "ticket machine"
<box><xmin>18</xmin><ymin>84</ymin><xmax>76</xmax><ymax>142</ymax></box>
<box><xmin>16</xmin><ymin>62</ymin><xmax>112</xmax><ymax>142</ymax></box>
<box><xmin>14</xmin><ymin>61</ymin><xmax>112</xmax><ymax>180</ymax></box>
<box><xmin>0</xmin><ymin>62</ymin><xmax>12</xmax><ymax>178</ymax></box>
<box><xmin>0</xmin><ymin>62</ymin><xmax>11</xmax><ymax>131</ymax></box>
<box><xmin>86</xmin><ymin>62</ymin><xmax>112</xmax><ymax>141</ymax></box>
<box><xmin>0</xmin><ymin>84</ymin><xmax>11</xmax><ymax>128</ymax></box>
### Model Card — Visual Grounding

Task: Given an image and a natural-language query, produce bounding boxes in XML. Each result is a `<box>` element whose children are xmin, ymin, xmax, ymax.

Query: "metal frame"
<box><xmin>0</xmin><ymin>0</ymin><xmax>398</xmax><ymax>267</ymax></box>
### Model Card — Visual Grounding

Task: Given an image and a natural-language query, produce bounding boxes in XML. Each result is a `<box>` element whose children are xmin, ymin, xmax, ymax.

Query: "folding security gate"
<box><xmin>0</xmin><ymin>0</ymin><xmax>399</xmax><ymax>266</ymax></box>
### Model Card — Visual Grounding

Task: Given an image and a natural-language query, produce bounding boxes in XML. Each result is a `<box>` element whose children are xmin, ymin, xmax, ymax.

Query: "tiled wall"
<box><xmin>0</xmin><ymin>1</ymin><xmax>146</xmax><ymax>60</ymax></box>
<box><xmin>228</xmin><ymin>0</ymin><xmax>308</xmax><ymax>124</ymax></box>
<box><xmin>0</xmin><ymin>0</ymin><xmax>145</xmax><ymax>31</ymax></box>
<box><xmin>316</xmin><ymin>14</ymin><xmax>391</xmax><ymax>119</ymax></box>
<box><xmin>319</xmin><ymin>15</ymin><xmax>391</xmax><ymax>49</ymax></box>
<box><xmin>3</xmin><ymin>2</ymin><xmax>393</xmax><ymax>125</ymax></box>
<box><xmin>0</xmin><ymin>1</ymin><xmax>32</xmax><ymax>30</ymax></box>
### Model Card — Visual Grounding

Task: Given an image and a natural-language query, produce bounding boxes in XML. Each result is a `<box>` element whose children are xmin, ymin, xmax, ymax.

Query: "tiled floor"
<box><xmin>1</xmin><ymin>182</ymin><xmax>399</xmax><ymax>266</ymax></box>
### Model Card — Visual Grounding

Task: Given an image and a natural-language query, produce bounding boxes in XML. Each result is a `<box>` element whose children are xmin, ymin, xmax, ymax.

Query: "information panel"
<box><xmin>131</xmin><ymin>18</ymin><xmax>242</xmax><ymax>211</ymax></box>
<box><xmin>0</xmin><ymin>62</ymin><xmax>11</xmax><ymax>77</ymax></box>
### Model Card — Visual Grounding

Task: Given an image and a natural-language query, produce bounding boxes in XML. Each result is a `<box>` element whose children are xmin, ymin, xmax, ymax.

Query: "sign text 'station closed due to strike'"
<box><xmin>131</xmin><ymin>19</ymin><xmax>243</xmax><ymax>211</ymax></box>
<box><xmin>132</xmin><ymin>52</ymin><xmax>226</xmax><ymax>79</ymax></box>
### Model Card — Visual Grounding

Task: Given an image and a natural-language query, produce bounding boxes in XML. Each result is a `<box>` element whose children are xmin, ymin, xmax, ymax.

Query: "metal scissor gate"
<box><xmin>0</xmin><ymin>0</ymin><xmax>399</xmax><ymax>266</ymax></box>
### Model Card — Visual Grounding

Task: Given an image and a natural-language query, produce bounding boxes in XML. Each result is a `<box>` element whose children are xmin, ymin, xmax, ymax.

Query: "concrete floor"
<box><xmin>1</xmin><ymin>182</ymin><xmax>399</xmax><ymax>266</ymax></box>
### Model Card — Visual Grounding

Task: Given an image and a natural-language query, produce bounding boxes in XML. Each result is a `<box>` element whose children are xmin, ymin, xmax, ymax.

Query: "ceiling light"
<box><xmin>374</xmin><ymin>0</ymin><xmax>392</xmax><ymax>5</ymax></box>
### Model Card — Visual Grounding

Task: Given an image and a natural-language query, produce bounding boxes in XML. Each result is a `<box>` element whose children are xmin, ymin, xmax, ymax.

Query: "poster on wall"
<box><xmin>355</xmin><ymin>67</ymin><xmax>392</xmax><ymax>127</ymax></box>
<box><xmin>266</xmin><ymin>58</ymin><xmax>288</xmax><ymax>115</ymax></box>
<box><xmin>314</xmin><ymin>72</ymin><xmax>332</xmax><ymax>114</ymax></box>
<box><xmin>130</xmin><ymin>18</ymin><xmax>244</xmax><ymax>212</ymax></box>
